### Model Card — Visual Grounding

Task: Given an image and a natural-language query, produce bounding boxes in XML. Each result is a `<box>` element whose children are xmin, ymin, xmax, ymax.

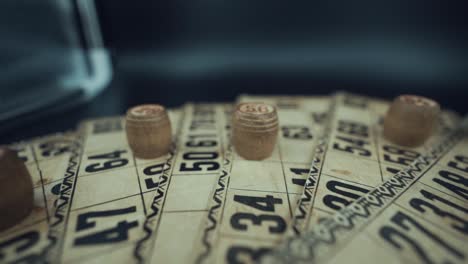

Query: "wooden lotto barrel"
<box><xmin>232</xmin><ymin>102</ymin><xmax>278</xmax><ymax>160</ymax></box>
<box><xmin>384</xmin><ymin>95</ymin><xmax>440</xmax><ymax>147</ymax></box>
<box><xmin>0</xmin><ymin>146</ymin><xmax>33</xmax><ymax>231</ymax></box>
<box><xmin>125</xmin><ymin>104</ymin><xmax>172</xmax><ymax>159</ymax></box>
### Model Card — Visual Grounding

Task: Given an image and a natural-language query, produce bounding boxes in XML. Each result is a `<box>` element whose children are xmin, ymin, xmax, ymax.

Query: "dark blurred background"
<box><xmin>1</xmin><ymin>0</ymin><xmax>467</xmax><ymax>143</ymax></box>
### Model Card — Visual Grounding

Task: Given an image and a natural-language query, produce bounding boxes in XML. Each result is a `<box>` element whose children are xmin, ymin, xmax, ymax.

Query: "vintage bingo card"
<box><xmin>134</xmin><ymin>104</ymin><xmax>230</xmax><ymax>264</ymax></box>
<box><xmin>41</xmin><ymin>109</ymin><xmax>182</xmax><ymax>263</ymax></box>
<box><xmin>265</xmin><ymin>117</ymin><xmax>468</xmax><ymax>264</ymax></box>
<box><xmin>0</xmin><ymin>133</ymin><xmax>77</xmax><ymax>263</ymax></box>
<box><xmin>193</xmin><ymin>96</ymin><xmax>331</xmax><ymax>264</ymax></box>
<box><xmin>290</xmin><ymin>93</ymin><xmax>459</xmax><ymax>235</ymax></box>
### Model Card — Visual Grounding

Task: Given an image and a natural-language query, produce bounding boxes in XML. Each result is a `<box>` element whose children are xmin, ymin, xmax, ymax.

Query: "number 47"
<box><xmin>74</xmin><ymin>206</ymin><xmax>138</xmax><ymax>246</ymax></box>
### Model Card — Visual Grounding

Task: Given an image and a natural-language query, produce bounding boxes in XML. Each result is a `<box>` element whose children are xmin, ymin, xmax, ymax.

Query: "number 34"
<box><xmin>230</xmin><ymin>195</ymin><xmax>286</xmax><ymax>234</ymax></box>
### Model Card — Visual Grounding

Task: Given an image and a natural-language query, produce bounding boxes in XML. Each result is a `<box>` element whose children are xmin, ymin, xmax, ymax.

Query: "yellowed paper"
<box><xmin>193</xmin><ymin>96</ymin><xmax>331</xmax><ymax>264</ymax></box>
<box><xmin>44</xmin><ymin>105</ymin><xmax>231</xmax><ymax>264</ymax></box>
<box><xmin>263</xmin><ymin>96</ymin><xmax>467</xmax><ymax>264</ymax></box>
<box><xmin>291</xmin><ymin>93</ymin><xmax>459</xmax><ymax>235</ymax></box>
<box><xmin>44</xmin><ymin>110</ymin><xmax>183</xmax><ymax>263</ymax></box>
<box><xmin>0</xmin><ymin>133</ymin><xmax>77</xmax><ymax>263</ymax></box>
<box><xmin>135</xmin><ymin>104</ymin><xmax>229</xmax><ymax>264</ymax></box>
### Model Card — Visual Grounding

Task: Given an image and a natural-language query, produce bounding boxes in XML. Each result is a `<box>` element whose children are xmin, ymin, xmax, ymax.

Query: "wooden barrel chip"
<box><xmin>125</xmin><ymin>104</ymin><xmax>172</xmax><ymax>159</ymax></box>
<box><xmin>0</xmin><ymin>146</ymin><xmax>34</xmax><ymax>231</ymax></box>
<box><xmin>232</xmin><ymin>102</ymin><xmax>279</xmax><ymax>160</ymax></box>
<box><xmin>384</xmin><ymin>95</ymin><xmax>440</xmax><ymax>147</ymax></box>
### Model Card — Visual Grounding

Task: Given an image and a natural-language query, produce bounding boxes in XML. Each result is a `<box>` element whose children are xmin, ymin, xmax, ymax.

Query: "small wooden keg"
<box><xmin>126</xmin><ymin>104</ymin><xmax>172</xmax><ymax>159</ymax></box>
<box><xmin>0</xmin><ymin>146</ymin><xmax>34</xmax><ymax>231</ymax></box>
<box><xmin>232</xmin><ymin>102</ymin><xmax>278</xmax><ymax>160</ymax></box>
<box><xmin>383</xmin><ymin>95</ymin><xmax>440</xmax><ymax>147</ymax></box>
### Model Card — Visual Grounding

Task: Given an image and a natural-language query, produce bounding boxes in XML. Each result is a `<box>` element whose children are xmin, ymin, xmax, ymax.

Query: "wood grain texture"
<box><xmin>125</xmin><ymin>104</ymin><xmax>172</xmax><ymax>159</ymax></box>
<box><xmin>232</xmin><ymin>102</ymin><xmax>278</xmax><ymax>160</ymax></box>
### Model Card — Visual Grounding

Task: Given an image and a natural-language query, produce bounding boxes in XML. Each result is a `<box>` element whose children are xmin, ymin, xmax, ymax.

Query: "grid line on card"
<box><xmin>135</xmin><ymin>104</ymin><xmax>232</xmax><ymax>264</ymax></box>
<box><xmin>132</xmin><ymin>108</ymin><xmax>187</xmax><ymax>263</ymax></box>
<box><xmin>219</xmin><ymin>233</ymin><xmax>287</xmax><ymax>243</ymax></box>
<box><xmin>49</xmin><ymin>110</ymin><xmax>185</xmax><ymax>262</ymax></box>
<box><xmin>213</xmin><ymin>140</ymin><xmax>234</xmax><ymax>241</ymax></box>
<box><xmin>31</xmin><ymin>144</ymin><xmax>51</xmax><ymax>223</ymax></box>
<box><xmin>172</xmin><ymin>172</ymin><xmax>219</xmax><ymax>177</ymax></box>
<box><xmin>30</xmin><ymin>134</ymin><xmax>83</xmax><ymax>263</ymax></box>
<box><xmin>312</xmin><ymin>206</ymin><xmax>335</xmax><ymax>215</ymax></box>
<box><xmin>128</xmin><ymin>104</ymin><xmax>232</xmax><ymax>264</ymax></box>
<box><xmin>327</xmin><ymin>146</ymin><xmax>409</xmax><ymax>169</ymax></box>
<box><xmin>193</xmin><ymin>97</ymin><xmax>332</xmax><ymax>264</ymax></box>
<box><xmin>77</xmin><ymin>163</ymin><xmax>129</xmax><ymax>177</ymax></box>
<box><xmin>132</xmin><ymin>154</ymin><xmax>147</xmax><ymax>216</ymax></box>
<box><xmin>69</xmin><ymin>242</ymin><xmax>134</xmax><ymax>264</ymax></box>
<box><xmin>164</xmin><ymin>209</ymin><xmax>212</xmax><ymax>214</ymax></box>
<box><xmin>50</xmin><ymin>114</ymin><xmax>181</xmax><ymax>263</ymax></box>
<box><xmin>303</xmin><ymin>140</ymin><xmax>329</xmax><ymax>231</ymax></box>
<box><xmin>194</xmin><ymin>133</ymin><xmax>235</xmax><ymax>263</ymax></box>
<box><xmin>70</xmin><ymin>193</ymin><xmax>142</xmax><ymax>212</ymax></box>
<box><xmin>291</xmin><ymin>94</ymin><xmax>398</xmax><ymax>233</ymax></box>
<box><xmin>82</xmin><ymin>145</ymin><xmax>129</xmax><ymax>156</ymax></box>
<box><xmin>367</xmin><ymin>106</ymin><xmax>386</xmax><ymax>190</ymax></box>
<box><xmin>416</xmin><ymin>181</ymin><xmax>466</xmax><ymax>203</ymax></box>
<box><xmin>55</xmin><ymin>134</ymin><xmax>86</xmax><ymax>262</ymax></box>
<box><xmin>228</xmin><ymin>188</ymin><xmax>289</xmax><ymax>194</ymax></box>
<box><xmin>0</xmin><ymin>135</ymin><xmax>79</xmax><ymax>263</ymax></box>
<box><xmin>0</xmin><ymin>218</ymin><xmax>45</xmax><ymax>237</ymax></box>
<box><xmin>291</xmin><ymin>97</ymin><xmax>336</xmax><ymax>234</ymax></box>
<box><xmin>370</xmin><ymin>106</ymin><xmax>386</xmax><ymax>183</ymax></box>
<box><xmin>277</xmin><ymin>141</ymin><xmax>294</xmax><ymax>217</ymax></box>
<box><xmin>269</xmin><ymin>117</ymin><xmax>466</xmax><ymax>264</ymax></box>
<box><xmin>215</xmin><ymin>106</ymin><xmax>232</xmax><ymax>229</ymax></box>
<box><xmin>320</xmin><ymin>173</ymin><xmax>375</xmax><ymax>188</ymax></box>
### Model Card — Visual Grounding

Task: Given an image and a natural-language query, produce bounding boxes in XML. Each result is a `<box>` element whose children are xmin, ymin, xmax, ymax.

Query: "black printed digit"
<box><xmin>231</xmin><ymin>194</ymin><xmax>286</xmax><ymax>234</ymax></box>
<box><xmin>322</xmin><ymin>180</ymin><xmax>370</xmax><ymax>211</ymax></box>
<box><xmin>85</xmin><ymin>150</ymin><xmax>129</xmax><ymax>173</ymax></box>
<box><xmin>226</xmin><ymin>246</ymin><xmax>270</xmax><ymax>264</ymax></box>
<box><xmin>185</xmin><ymin>134</ymin><xmax>217</xmax><ymax>147</ymax></box>
<box><xmin>379</xmin><ymin>211</ymin><xmax>464</xmax><ymax>263</ymax></box>
<box><xmin>39</xmin><ymin>141</ymin><xmax>71</xmax><ymax>157</ymax></box>
<box><xmin>73</xmin><ymin>207</ymin><xmax>138</xmax><ymax>246</ymax></box>
<box><xmin>333</xmin><ymin>136</ymin><xmax>371</xmax><ymax>157</ymax></box>
<box><xmin>179</xmin><ymin>152</ymin><xmax>220</xmax><ymax>172</ymax></box>
<box><xmin>143</xmin><ymin>163</ymin><xmax>165</xmax><ymax>189</ymax></box>
<box><xmin>0</xmin><ymin>231</ymin><xmax>39</xmax><ymax>260</ymax></box>
<box><xmin>383</xmin><ymin>145</ymin><xmax>420</xmax><ymax>166</ymax></box>
<box><xmin>281</xmin><ymin>126</ymin><xmax>313</xmax><ymax>140</ymax></box>
<box><xmin>289</xmin><ymin>168</ymin><xmax>309</xmax><ymax>186</ymax></box>
<box><xmin>337</xmin><ymin>120</ymin><xmax>369</xmax><ymax>138</ymax></box>
<box><xmin>410</xmin><ymin>195</ymin><xmax>468</xmax><ymax>235</ymax></box>
<box><xmin>448</xmin><ymin>155</ymin><xmax>468</xmax><ymax>173</ymax></box>
<box><xmin>234</xmin><ymin>195</ymin><xmax>282</xmax><ymax>212</ymax></box>
<box><xmin>433</xmin><ymin>170</ymin><xmax>468</xmax><ymax>200</ymax></box>
<box><xmin>230</xmin><ymin>213</ymin><xmax>286</xmax><ymax>234</ymax></box>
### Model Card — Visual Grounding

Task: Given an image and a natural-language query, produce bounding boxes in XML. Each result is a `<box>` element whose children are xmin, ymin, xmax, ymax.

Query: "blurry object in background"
<box><xmin>0</xmin><ymin>146</ymin><xmax>33</xmax><ymax>232</ymax></box>
<box><xmin>384</xmin><ymin>95</ymin><xmax>440</xmax><ymax>147</ymax></box>
<box><xmin>0</xmin><ymin>0</ymin><xmax>112</xmax><ymax>134</ymax></box>
<box><xmin>101</xmin><ymin>0</ymin><xmax>467</xmax><ymax>112</ymax></box>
